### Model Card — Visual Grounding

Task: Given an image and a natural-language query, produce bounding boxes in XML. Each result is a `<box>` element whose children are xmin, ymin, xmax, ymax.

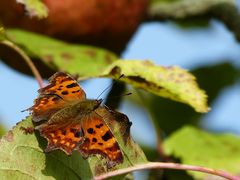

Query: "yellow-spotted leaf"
<box><xmin>102</xmin><ymin>60</ymin><xmax>209</xmax><ymax>113</ymax></box>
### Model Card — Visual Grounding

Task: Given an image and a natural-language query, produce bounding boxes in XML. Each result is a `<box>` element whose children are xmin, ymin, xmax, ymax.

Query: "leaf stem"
<box><xmin>1</xmin><ymin>40</ymin><xmax>44</xmax><ymax>88</ymax></box>
<box><xmin>94</xmin><ymin>162</ymin><xmax>240</xmax><ymax>180</ymax></box>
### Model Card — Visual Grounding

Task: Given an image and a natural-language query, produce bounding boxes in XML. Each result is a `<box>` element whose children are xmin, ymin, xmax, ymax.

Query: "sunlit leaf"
<box><xmin>0</xmin><ymin>116</ymin><xmax>147</xmax><ymax>179</ymax></box>
<box><xmin>2</xmin><ymin>30</ymin><xmax>208</xmax><ymax>112</ymax></box>
<box><xmin>128</xmin><ymin>62</ymin><xmax>238</xmax><ymax>135</ymax></box>
<box><xmin>102</xmin><ymin>60</ymin><xmax>209</xmax><ymax>113</ymax></box>
<box><xmin>5</xmin><ymin>29</ymin><xmax>118</xmax><ymax>77</ymax></box>
<box><xmin>164</xmin><ymin>126</ymin><xmax>240</xmax><ymax>179</ymax></box>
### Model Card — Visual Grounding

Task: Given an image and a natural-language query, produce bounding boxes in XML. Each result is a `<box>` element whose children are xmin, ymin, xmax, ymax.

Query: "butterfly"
<box><xmin>26</xmin><ymin>72</ymin><xmax>131</xmax><ymax>168</ymax></box>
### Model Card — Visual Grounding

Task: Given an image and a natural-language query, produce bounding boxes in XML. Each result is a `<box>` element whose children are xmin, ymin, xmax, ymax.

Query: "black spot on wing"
<box><xmin>87</xmin><ymin>128</ymin><xmax>95</xmax><ymax>134</ymax></box>
<box><xmin>96</xmin><ymin>123</ymin><xmax>104</xmax><ymax>129</ymax></box>
<box><xmin>61</xmin><ymin>77</ymin><xmax>73</xmax><ymax>83</ymax></box>
<box><xmin>66</xmin><ymin>83</ymin><xmax>78</xmax><ymax>88</ymax></box>
<box><xmin>107</xmin><ymin>142</ymin><xmax>119</xmax><ymax>152</ymax></box>
<box><xmin>61</xmin><ymin>91</ymin><xmax>69</xmax><ymax>95</ymax></box>
<box><xmin>74</xmin><ymin>131</ymin><xmax>81</xmax><ymax>138</ymax></box>
<box><xmin>69</xmin><ymin>128</ymin><xmax>81</xmax><ymax>137</ymax></box>
<box><xmin>72</xmin><ymin>90</ymin><xmax>80</xmax><ymax>93</ymax></box>
<box><xmin>102</xmin><ymin>130</ymin><xmax>112</xmax><ymax>141</ymax></box>
<box><xmin>62</xmin><ymin>130</ymin><xmax>66</xmax><ymax>135</ymax></box>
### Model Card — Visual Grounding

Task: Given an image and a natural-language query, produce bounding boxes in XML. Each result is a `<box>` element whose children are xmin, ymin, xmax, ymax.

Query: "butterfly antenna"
<box><xmin>101</xmin><ymin>92</ymin><xmax>132</xmax><ymax>102</ymax></box>
<box><xmin>96</xmin><ymin>74</ymin><xmax>124</xmax><ymax>100</ymax></box>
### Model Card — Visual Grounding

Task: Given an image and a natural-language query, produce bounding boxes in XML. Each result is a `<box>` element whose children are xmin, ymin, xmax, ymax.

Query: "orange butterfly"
<box><xmin>27</xmin><ymin>72</ymin><xmax>131</xmax><ymax>168</ymax></box>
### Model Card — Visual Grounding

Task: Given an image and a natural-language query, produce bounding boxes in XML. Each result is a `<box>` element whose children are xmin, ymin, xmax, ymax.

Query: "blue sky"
<box><xmin>1</xmin><ymin>17</ymin><xmax>240</xmax><ymax>147</ymax></box>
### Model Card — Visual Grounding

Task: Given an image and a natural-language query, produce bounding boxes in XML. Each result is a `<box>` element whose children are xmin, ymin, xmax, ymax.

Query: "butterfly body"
<box><xmin>28</xmin><ymin>72</ymin><xmax>130</xmax><ymax>168</ymax></box>
<box><xmin>45</xmin><ymin>99</ymin><xmax>102</xmax><ymax>124</ymax></box>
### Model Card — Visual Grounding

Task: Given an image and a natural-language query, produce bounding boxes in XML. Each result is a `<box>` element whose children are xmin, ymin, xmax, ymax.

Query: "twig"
<box><xmin>1</xmin><ymin>40</ymin><xmax>44</xmax><ymax>88</ymax></box>
<box><xmin>94</xmin><ymin>162</ymin><xmax>240</xmax><ymax>180</ymax></box>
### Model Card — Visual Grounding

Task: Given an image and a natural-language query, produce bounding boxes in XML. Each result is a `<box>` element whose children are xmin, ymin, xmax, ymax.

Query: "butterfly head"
<box><xmin>87</xmin><ymin>98</ymin><xmax>103</xmax><ymax>111</ymax></box>
<box><xmin>75</xmin><ymin>98</ymin><xmax>103</xmax><ymax>114</ymax></box>
<box><xmin>94</xmin><ymin>98</ymin><xmax>103</xmax><ymax>109</ymax></box>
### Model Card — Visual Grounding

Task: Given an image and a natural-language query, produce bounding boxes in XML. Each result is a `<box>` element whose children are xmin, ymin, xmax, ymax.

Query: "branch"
<box><xmin>94</xmin><ymin>162</ymin><xmax>240</xmax><ymax>180</ymax></box>
<box><xmin>1</xmin><ymin>40</ymin><xmax>44</xmax><ymax>88</ymax></box>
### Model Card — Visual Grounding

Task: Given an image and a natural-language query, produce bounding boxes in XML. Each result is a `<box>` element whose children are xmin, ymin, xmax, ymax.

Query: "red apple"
<box><xmin>0</xmin><ymin>0</ymin><xmax>149</xmax><ymax>52</ymax></box>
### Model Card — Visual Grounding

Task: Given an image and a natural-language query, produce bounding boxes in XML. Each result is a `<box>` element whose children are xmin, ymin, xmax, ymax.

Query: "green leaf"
<box><xmin>164</xmin><ymin>126</ymin><xmax>240</xmax><ymax>179</ymax></box>
<box><xmin>129</xmin><ymin>62</ymin><xmax>238</xmax><ymax>135</ymax></box>
<box><xmin>0</xmin><ymin>27</ymin><xmax>4</xmax><ymax>34</ymax></box>
<box><xmin>0</xmin><ymin>27</ymin><xmax>6</xmax><ymax>41</ymax></box>
<box><xmin>0</xmin><ymin>117</ymin><xmax>147</xmax><ymax>180</ymax></box>
<box><xmin>0</xmin><ymin>124</ymin><xmax>6</xmax><ymax>137</ymax></box>
<box><xmin>149</xmin><ymin>0</ymin><xmax>235</xmax><ymax>18</ymax></box>
<box><xmin>3</xmin><ymin>30</ymin><xmax>208</xmax><ymax>112</ymax></box>
<box><xmin>102</xmin><ymin>60</ymin><xmax>209</xmax><ymax>113</ymax></box>
<box><xmin>16</xmin><ymin>0</ymin><xmax>48</xmax><ymax>18</ymax></box>
<box><xmin>149</xmin><ymin>0</ymin><xmax>240</xmax><ymax>41</ymax></box>
<box><xmin>6</xmin><ymin>29</ymin><xmax>118</xmax><ymax>77</ymax></box>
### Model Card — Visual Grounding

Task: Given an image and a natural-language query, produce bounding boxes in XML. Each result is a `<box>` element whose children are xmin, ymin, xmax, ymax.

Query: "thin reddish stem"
<box><xmin>1</xmin><ymin>40</ymin><xmax>44</xmax><ymax>88</ymax></box>
<box><xmin>94</xmin><ymin>162</ymin><xmax>240</xmax><ymax>180</ymax></box>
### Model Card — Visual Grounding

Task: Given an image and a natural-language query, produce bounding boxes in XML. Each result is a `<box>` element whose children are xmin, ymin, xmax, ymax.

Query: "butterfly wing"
<box><xmin>39</xmin><ymin>72</ymin><xmax>86</xmax><ymax>100</ymax></box>
<box><xmin>29</xmin><ymin>72</ymin><xmax>86</xmax><ymax>122</ymax></box>
<box><xmin>36</xmin><ymin>119</ymin><xmax>83</xmax><ymax>155</ymax></box>
<box><xmin>95</xmin><ymin>106</ymin><xmax>132</xmax><ymax>144</ymax></box>
<box><xmin>28</xmin><ymin>72</ymin><xmax>131</xmax><ymax>168</ymax></box>
<box><xmin>29</xmin><ymin>94</ymin><xmax>66</xmax><ymax>122</ymax></box>
<box><xmin>79</xmin><ymin>112</ymin><xmax>123</xmax><ymax>168</ymax></box>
